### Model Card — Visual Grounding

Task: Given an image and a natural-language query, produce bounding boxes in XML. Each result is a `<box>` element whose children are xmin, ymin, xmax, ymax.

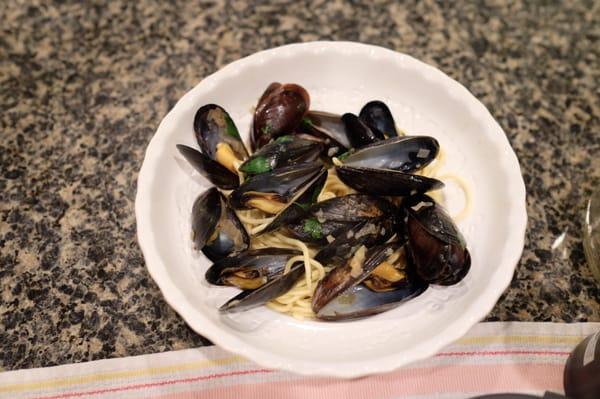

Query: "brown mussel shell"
<box><xmin>252</xmin><ymin>83</ymin><xmax>310</xmax><ymax>150</ymax></box>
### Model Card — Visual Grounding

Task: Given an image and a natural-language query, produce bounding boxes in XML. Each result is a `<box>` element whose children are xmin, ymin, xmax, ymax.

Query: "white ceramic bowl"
<box><xmin>135</xmin><ymin>41</ymin><xmax>527</xmax><ymax>378</ymax></box>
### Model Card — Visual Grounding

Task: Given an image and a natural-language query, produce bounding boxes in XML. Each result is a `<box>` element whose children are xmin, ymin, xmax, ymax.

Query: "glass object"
<box><xmin>563</xmin><ymin>331</ymin><xmax>600</xmax><ymax>399</ymax></box>
<box><xmin>584</xmin><ymin>188</ymin><xmax>600</xmax><ymax>284</ymax></box>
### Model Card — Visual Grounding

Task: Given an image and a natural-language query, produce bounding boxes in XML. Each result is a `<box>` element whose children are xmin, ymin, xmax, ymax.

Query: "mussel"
<box><xmin>230</xmin><ymin>162</ymin><xmax>324</xmax><ymax>214</ymax></box>
<box><xmin>359</xmin><ymin>100</ymin><xmax>399</xmax><ymax>138</ymax></box>
<box><xmin>205</xmin><ymin>248</ymin><xmax>301</xmax><ymax>290</ymax></box>
<box><xmin>312</xmin><ymin>241</ymin><xmax>428</xmax><ymax>319</ymax></box>
<box><xmin>342</xmin><ymin>113</ymin><xmax>385</xmax><ymax>148</ymax></box>
<box><xmin>299</xmin><ymin>111</ymin><xmax>351</xmax><ymax>155</ymax></box>
<box><xmin>334</xmin><ymin>135</ymin><xmax>443</xmax><ymax>196</ymax></box>
<box><xmin>252</xmin><ymin>83</ymin><xmax>310</xmax><ymax>150</ymax></box>
<box><xmin>336</xmin><ymin>166</ymin><xmax>444</xmax><ymax>196</ymax></box>
<box><xmin>176</xmin><ymin>144</ymin><xmax>240</xmax><ymax>189</ymax></box>
<box><xmin>191</xmin><ymin>187</ymin><xmax>249</xmax><ymax>262</ymax></box>
<box><xmin>405</xmin><ymin>195</ymin><xmax>471</xmax><ymax>285</ymax></box>
<box><xmin>219</xmin><ymin>261</ymin><xmax>305</xmax><ymax>313</ymax></box>
<box><xmin>194</xmin><ymin>104</ymin><xmax>249</xmax><ymax>173</ymax></box>
<box><xmin>343</xmin><ymin>136</ymin><xmax>439</xmax><ymax>173</ymax></box>
<box><xmin>285</xmin><ymin>194</ymin><xmax>395</xmax><ymax>244</ymax></box>
<box><xmin>257</xmin><ymin>168</ymin><xmax>328</xmax><ymax>236</ymax></box>
<box><xmin>239</xmin><ymin>135</ymin><xmax>323</xmax><ymax>175</ymax></box>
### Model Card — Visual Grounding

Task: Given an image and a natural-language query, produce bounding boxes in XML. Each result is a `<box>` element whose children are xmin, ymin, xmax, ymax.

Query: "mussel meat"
<box><xmin>192</xmin><ymin>187</ymin><xmax>249</xmax><ymax>262</ymax></box>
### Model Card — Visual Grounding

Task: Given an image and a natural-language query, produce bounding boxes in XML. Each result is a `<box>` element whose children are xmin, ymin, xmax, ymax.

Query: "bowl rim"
<box><xmin>135</xmin><ymin>40</ymin><xmax>528</xmax><ymax>377</ymax></box>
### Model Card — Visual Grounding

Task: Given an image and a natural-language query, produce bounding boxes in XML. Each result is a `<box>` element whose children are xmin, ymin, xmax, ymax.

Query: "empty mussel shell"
<box><xmin>343</xmin><ymin>136</ymin><xmax>439</xmax><ymax>173</ymax></box>
<box><xmin>336</xmin><ymin>166</ymin><xmax>444</xmax><ymax>196</ymax></box>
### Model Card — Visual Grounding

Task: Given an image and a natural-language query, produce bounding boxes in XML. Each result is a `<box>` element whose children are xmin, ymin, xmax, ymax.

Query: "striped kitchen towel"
<box><xmin>0</xmin><ymin>322</ymin><xmax>597</xmax><ymax>399</ymax></box>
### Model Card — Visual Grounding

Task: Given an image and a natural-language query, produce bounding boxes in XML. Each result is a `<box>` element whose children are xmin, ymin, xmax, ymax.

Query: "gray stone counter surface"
<box><xmin>1</xmin><ymin>0</ymin><xmax>599</xmax><ymax>370</ymax></box>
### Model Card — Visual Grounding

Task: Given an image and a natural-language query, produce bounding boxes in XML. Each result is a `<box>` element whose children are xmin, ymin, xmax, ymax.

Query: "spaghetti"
<box><xmin>235</xmin><ymin>138</ymin><xmax>471</xmax><ymax>320</ymax></box>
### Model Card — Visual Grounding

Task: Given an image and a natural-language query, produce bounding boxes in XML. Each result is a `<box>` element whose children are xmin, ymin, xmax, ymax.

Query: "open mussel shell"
<box><xmin>405</xmin><ymin>194</ymin><xmax>471</xmax><ymax>285</ymax></box>
<box><xmin>312</xmin><ymin>241</ymin><xmax>406</xmax><ymax>313</ymax></box>
<box><xmin>285</xmin><ymin>194</ymin><xmax>395</xmax><ymax>244</ymax></box>
<box><xmin>343</xmin><ymin>136</ymin><xmax>439</xmax><ymax>173</ymax></box>
<box><xmin>205</xmin><ymin>248</ymin><xmax>301</xmax><ymax>290</ymax></box>
<box><xmin>342</xmin><ymin>113</ymin><xmax>385</xmax><ymax>148</ymax></box>
<box><xmin>219</xmin><ymin>261</ymin><xmax>304</xmax><ymax>313</ymax></box>
<box><xmin>257</xmin><ymin>168</ymin><xmax>328</xmax><ymax>236</ymax></box>
<box><xmin>316</xmin><ymin>275</ymin><xmax>428</xmax><ymax>321</ymax></box>
<box><xmin>252</xmin><ymin>83</ymin><xmax>310</xmax><ymax>151</ymax></box>
<box><xmin>176</xmin><ymin>145</ymin><xmax>240</xmax><ymax>190</ymax></box>
<box><xmin>191</xmin><ymin>187</ymin><xmax>249</xmax><ymax>262</ymax></box>
<box><xmin>194</xmin><ymin>104</ymin><xmax>249</xmax><ymax>173</ymax></box>
<box><xmin>239</xmin><ymin>135</ymin><xmax>323</xmax><ymax>175</ymax></box>
<box><xmin>299</xmin><ymin>111</ymin><xmax>351</xmax><ymax>155</ymax></box>
<box><xmin>359</xmin><ymin>100</ymin><xmax>399</xmax><ymax>138</ymax></box>
<box><xmin>229</xmin><ymin>162</ymin><xmax>324</xmax><ymax>214</ymax></box>
<box><xmin>336</xmin><ymin>166</ymin><xmax>444</xmax><ymax>196</ymax></box>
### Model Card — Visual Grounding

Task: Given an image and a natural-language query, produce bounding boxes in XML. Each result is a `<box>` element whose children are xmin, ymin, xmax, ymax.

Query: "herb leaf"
<box><xmin>225</xmin><ymin>115</ymin><xmax>241</xmax><ymax>139</ymax></box>
<box><xmin>239</xmin><ymin>156</ymin><xmax>271</xmax><ymax>174</ymax></box>
<box><xmin>303</xmin><ymin>217</ymin><xmax>322</xmax><ymax>239</ymax></box>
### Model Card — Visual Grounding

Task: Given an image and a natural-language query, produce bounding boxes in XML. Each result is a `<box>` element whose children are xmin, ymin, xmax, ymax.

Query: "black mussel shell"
<box><xmin>229</xmin><ymin>163</ymin><xmax>324</xmax><ymax>212</ymax></box>
<box><xmin>299</xmin><ymin>111</ymin><xmax>351</xmax><ymax>154</ymax></box>
<box><xmin>314</xmin><ymin>218</ymin><xmax>396</xmax><ymax>267</ymax></box>
<box><xmin>191</xmin><ymin>188</ymin><xmax>249</xmax><ymax>262</ymax></box>
<box><xmin>343</xmin><ymin>136</ymin><xmax>439</xmax><ymax>173</ymax></box>
<box><xmin>219</xmin><ymin>262</ymin><xmax>305</xmax><ymax>313</ymax></box>
<box><xmin>359</xmin><ymin>100</ymin><xmax>399</xmax><ymax>138</ymax></box>
<box><xmin>336</xmin><ymin>166</ymin><xmax>444</xmax><ymax>196</ymax></box>
<box><xmin>342</xmin><ymin>113</ymin><xmax>385</xmax><ymax>148</ymax></box>
<box><xmin>405</xmin><ymin>195</ymin><xmax>470</xmax><ymax>285</ymax></box>
<box><xmin>316</xmin><ymin>276</ymin><xmax>428</xmax><ymax>321</ymax></box>
<box><xmin>284</xmin><ymin>194</ymin><xmax>394</xmax><ymax>244</ymax></box>
<box><xmin>252</xmin><ymin>83</ymin><xmax>310</xmax><ymax>150</ymax></box>
<box><xmin>176</xmin><ymin>145</ymin><xmax>240</xmax><ymax>190</ymax></box>
<box><xmin>239</xmin><ymin>135</ymin><xmax>322</xmax><ymax>175</ymax></box>
<box><xmin>205</xmin><ymin>248</ymin><xmax>301</xmax><ymax>289</ymax></box>
<box><xmin>191</xmin><ymin>187</ymin><xmax>221</xmax><ymax>250</ymax></box>
<box><xmin>193</xmin><ymin>104</ymin><xmax>249</xmax><ymax>169</ymax></box>
<box><xmin>257</xmin><ymin>169</ymin><xmax>328</xmax><ymax>236</ymax></box>
<box><xmin>312</xmin><ymin>241</ymin><xmax>408</xmax><ymax>313</ymax></box>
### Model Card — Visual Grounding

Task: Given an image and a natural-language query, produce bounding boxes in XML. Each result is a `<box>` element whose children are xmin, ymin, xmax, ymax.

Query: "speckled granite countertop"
<box><xmin>1</xmin><ymin>1</ymin><xmax>599</xmax><ymax>371</ymax></box>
